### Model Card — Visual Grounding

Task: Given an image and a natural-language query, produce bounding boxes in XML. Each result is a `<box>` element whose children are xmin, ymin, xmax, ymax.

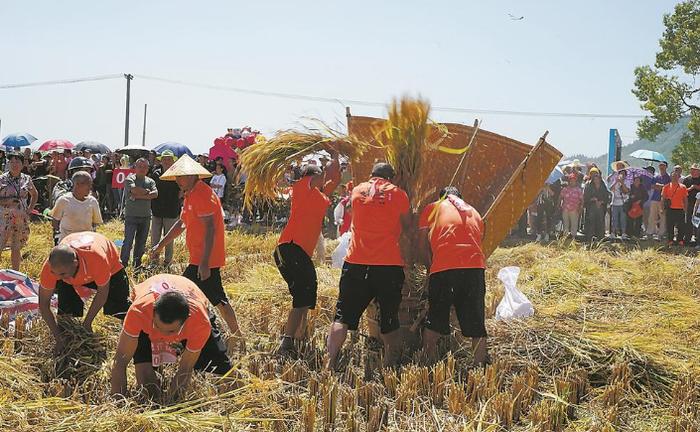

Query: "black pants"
<box><xmin>273</xmin><ymin>242</ymin><xmax>318</xmax><ymax>309</ymax></box>
<box><xmin>56</xmin><ymin>268</ymin><xmax>130</xmax><ymax>319</ymax></box>
<box><xmin>627</xmin><ymin>216</ymin><xmax>643</xmax><ymax>238</ymax></box>
<box><xmin>585</xmin><ymin>206</ymin><xmax>605</xmax><ymax>240</ymax></box>
<box><xmin>683</xmin><ymin>205</ymin><xmax>696</xmax><ymax>243</ymax></box>
<box><xmin>667</xmin><ymin>208</ymin><xmax>685</xmax><ymax>242</ymax></box>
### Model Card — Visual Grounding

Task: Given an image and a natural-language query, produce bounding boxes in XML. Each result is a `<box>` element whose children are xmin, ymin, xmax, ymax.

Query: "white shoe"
<box><xmin>536</xmin><ymin>234</ymin><xmax>542</xmax><ymax>242</ymax></box>
<box><xmin>544</xmin><ymin>234</ymin><xmax>550</xmax><ymax>242</ymax></box>
<box><xmin>621</xmin><ymin>234</ymin><xmax>629</xmax><ymax>240</ymax></box>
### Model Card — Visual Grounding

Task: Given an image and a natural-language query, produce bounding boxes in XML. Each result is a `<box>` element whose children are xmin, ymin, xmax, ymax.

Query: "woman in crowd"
<box><xmin>210</xmin><ymin>162</ymin><xmax>227</xmax><ymax>200</ymax></box>
<box><xmin>0</xmin><ymin>153</ymin><xmax>38</xmax><ymax>270</ymax></box>
<box><xmin>559</xmin><ymin>174</ymin><xmax>583</xmax><ymax>238</ymax></box>
<box><xmin>626</xmin><ymin>176</ymin><xmax>649</xmax><ymax>239</ymax></box>
<box><xmin>583</xmin><ymin>168</ymin><xmax>610</xmax><ymax>241</ymax></box>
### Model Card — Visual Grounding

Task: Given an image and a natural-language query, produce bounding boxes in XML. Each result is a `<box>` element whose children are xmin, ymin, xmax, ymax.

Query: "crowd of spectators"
<box><xmin>519</xmin><ymin>159</ymin><xmax>700</xmax><ymax>247</ymax></box>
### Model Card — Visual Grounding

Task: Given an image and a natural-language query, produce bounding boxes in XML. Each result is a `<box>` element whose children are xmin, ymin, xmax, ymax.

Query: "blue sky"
<box><xmin>0</xmin><ymin>0</ymin><xmax>680</xmax><ymax>156</ymax></box>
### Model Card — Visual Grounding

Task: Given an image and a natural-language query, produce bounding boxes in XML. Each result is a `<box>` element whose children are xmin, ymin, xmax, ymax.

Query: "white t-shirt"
<box><xmin>210</xmin><ymin>174</ymin><xmax>227</xmax><ymax>199</ymax></box>
<box><xmin>51</xmin><ymin>194</ymin><xmax>103</xmax><ymax>241</ymax></box>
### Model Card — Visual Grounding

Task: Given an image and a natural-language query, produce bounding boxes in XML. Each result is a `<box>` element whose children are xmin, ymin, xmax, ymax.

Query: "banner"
<box><xmin>111</xmin><ymin>168</ymin><xmax>135</xmax><ymax>189</ymax></box>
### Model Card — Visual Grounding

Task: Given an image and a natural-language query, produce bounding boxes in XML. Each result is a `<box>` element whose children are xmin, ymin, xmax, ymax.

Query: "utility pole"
<box><xmin>141</xmin><ymin>103</ymin><xmax>148</xmax><ymax>146</ymax></box>
<box><xmin>124</xmin><ymin>74</ymin><xmax>133</xmax><ymax>147</ymax></box>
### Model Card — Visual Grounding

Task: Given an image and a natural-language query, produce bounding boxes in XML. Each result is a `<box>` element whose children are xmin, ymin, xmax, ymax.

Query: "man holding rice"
<box><xmin>150</xmin><ymin>155</ymin><xmax>245</xmax><ymax>346</ymax></box>
<box><xmin>110</xmin><ymin>273</ymin><xmax>231</xmax><ymax>400</ymax></box>
<box><xmin>274</xmin><ymin>150</ymin><xmax>341</xmax><ymax>356</ymax></box>
<box><xmin>418</xmin><ymin>186</ymin><xmax>489</xmax><ymax>367</ymax></box>
<box><xmin>38</xmin><ymin>232</ymin><xmax>131</xmax><ymax>353</ymax></box>
<box><xmin>326</xmin><ymin>162</ymin><xmax>410</xmax><ymax>369</ymax></box>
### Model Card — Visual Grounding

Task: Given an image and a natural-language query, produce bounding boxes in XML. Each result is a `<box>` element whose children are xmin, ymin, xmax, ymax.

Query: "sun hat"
<box><xmin>157</xmin><ymin>149</ymin><xmax>178</xmax><ymax>161</ymax></box>
<box><xmin>610</xmin><ymin>160</ymin><xmax>630</xmax><ymax>172</ymax></box>
<box><xmin>159</xmin><ymin>154</ymin><xmax>212</xmax><ymax>180</ymax></box>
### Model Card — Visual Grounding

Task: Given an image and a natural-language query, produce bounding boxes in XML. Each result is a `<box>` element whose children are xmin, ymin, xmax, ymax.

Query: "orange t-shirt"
<box><xmin>418</xmin><ymin>196</ymin><xmax>485</xmax><ymax>274</ymax></box>
<box><xmin>40</xmin><ymin>232</ymin><xmax>123</xmax><ymax>290</ymax></box>
<box><xmin>122</xmin><ymin>274</ymin><xmax>211</xmax><ymax>352</ymax></box>
<box><xmin>278</xmin><ymin>176</ymin><xmax>330</xmax><ymax>257</ymax></box>
<box><xmin>662</xmin><ymin>183</ymin><xmax>688</xmax><ymax>209</ymax></box>
<box><xmin>344</xmin><ymin>178</ymin><xmax>410</xmax><ymax>266</ymax></box>
<box><xmin>181</xmin><ymin>180</ymin><xmax>226</xmax><ymax>268</ymax></box>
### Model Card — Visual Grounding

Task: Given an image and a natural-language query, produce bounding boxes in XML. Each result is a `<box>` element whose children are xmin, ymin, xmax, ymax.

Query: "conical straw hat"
<box><xmin>159</xmin><ymin>154</ymin><xmax>212</xmax><ymax>180</ymax></box>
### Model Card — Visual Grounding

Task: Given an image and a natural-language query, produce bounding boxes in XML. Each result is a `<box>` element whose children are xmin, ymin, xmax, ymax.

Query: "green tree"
<box><xmin>633</xmin><ymin>0</ymin><xmax>700</xmax><ymax>168</ymax></box>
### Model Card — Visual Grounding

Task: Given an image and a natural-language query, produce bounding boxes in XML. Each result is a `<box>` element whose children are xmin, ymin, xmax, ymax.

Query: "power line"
<box><xmin>135</xmin><ymin>74</ymin><xmax>647</xmax><ymax>119</ymax></box>
<box><xmin>0</xmin><ymin>74</ymin><xmax>124</xmax><ymax>89</ymax></box>
<box><xmin>0</xmin><ymin>72</ymin><xmax>649</xmax><ymax>119</ymax></box>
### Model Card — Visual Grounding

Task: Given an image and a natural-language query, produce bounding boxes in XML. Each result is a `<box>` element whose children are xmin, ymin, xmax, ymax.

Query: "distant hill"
<box><xmin>569</xmin><ymin>117</ymin><xmax>690</xmax><ymax>168</ymax></box>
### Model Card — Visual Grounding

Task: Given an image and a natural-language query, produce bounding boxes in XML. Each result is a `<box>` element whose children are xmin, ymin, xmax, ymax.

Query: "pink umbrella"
<box><xmin>38</xmin><ymin>139</ymin><xmax>74</xmax><ymax>152</ymax></box>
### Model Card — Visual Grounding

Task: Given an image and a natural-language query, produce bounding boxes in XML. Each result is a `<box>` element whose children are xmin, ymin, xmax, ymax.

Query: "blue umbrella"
<box><xmin>2</xmin><ymin>133</ymin><xmax>37</xmax><ymax>149</ymax></box>
<box><xmin>153</xmin><ymin>142</ymin><xmax>193</xmax><ymax>158</ymax></box>
<box><xmin>629</xmin><ymin>149</ymin><xmax>667</xmax><ymax>163</ymax></box>
<box><xmin>546</xmin><ymin>166</ymin><xmax>564</xmax><ymax>184</ymax></box>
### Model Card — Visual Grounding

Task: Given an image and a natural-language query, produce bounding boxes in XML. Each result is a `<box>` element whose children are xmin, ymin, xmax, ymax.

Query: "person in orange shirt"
<box><xmin>274</xmin><ymin>152</ymin><xmax>340</xmax><ymax>356</ymax></box>
<box><xmin>662</xmin><ymin>171</ymin><xmax>689</xmax><ymax>245</ymax></box>
<box><xmin>38</xmin><ymin>232</ymin><xmax>130</xmax><ymax>353</ymax></box>
<box><xmin>150</xmin><ymin>155</ymin><xmax>244</xmax><ymax>345</ymax></box>
<box><xmin>110</xmin><ymin>274</ymin><xmax>231</xmax><ymax>401</ymax></box>
<box><xmin>326</xmin><ymin>163</ymin><xmax>410</xmax><ymax>369</ymax></box>
<box><xmin>418</xmin><ymin>186</ymin><xmax>488</xmax><ymax>367</ymax></box>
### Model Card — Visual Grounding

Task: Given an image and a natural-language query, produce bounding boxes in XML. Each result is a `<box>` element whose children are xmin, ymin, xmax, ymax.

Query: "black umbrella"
<box><xmin>75</xmin><ymin>141</ymin><xmax>111</xmax><ymax>154</ymax></box>
<box><xmin>115</xmin><ymin>145</ymin><xmax>152</xmax><ymax>159</ymax></box>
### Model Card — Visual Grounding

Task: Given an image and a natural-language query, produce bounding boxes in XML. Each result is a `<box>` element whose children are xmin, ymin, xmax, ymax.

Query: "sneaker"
<box><xmin>535</xmin><ymin>234</ymin><xmax>542</xmax><ymax>242</ymax></box>
<box><xmin>652</xmin><ymin>234</ymin><xmax>659</xmax><ymax>241</ymax></box>
<box><xmin>621</xmin><ymin>234</ymin><xmax>629</xmax><ymax>240</ymax></box>
<box><xmin>544</xmin><ymin>234</ymin><xmax>550</xmax><ymax>242</ymax></box>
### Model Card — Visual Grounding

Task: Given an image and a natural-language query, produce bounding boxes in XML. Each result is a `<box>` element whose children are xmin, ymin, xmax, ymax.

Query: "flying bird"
<box><xmin>508</xmin><ymin>13</ymin><xmax>524</xmax><ymax>20</ymax></box>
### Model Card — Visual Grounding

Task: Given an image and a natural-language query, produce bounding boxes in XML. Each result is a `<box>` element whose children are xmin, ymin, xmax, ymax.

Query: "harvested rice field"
<box><xmin>1</xmin><ymin>220</ymin><xmax>700</xmax><ymax>431</ymax></box>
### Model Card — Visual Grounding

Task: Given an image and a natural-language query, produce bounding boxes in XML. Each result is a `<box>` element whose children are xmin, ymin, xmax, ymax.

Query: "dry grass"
<box><xmin>1</xmin><ymin>221</ymin><xmax>699</xmax><ymax>431</ymax></box>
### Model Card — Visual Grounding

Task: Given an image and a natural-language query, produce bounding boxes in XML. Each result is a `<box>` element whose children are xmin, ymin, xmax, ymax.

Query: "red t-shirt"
<box><xmin>40</xmin><ymin>232</ymin><xmax>123</xmax><ymax>290</ymax></box>
<box><xmin>344</xmin><ymin>178</ymin><xmax>410</xmax><ymax>266</ymax></box>
<box><xmin>181</xmin><ymin>180</ymin><xmax>226</xmax><ymax>268</ymax></box>
<box><xmin>662</xmin><ymin>183</ymin><xmax>689</xmax><ymax>210</ymax></box>
<box><xmin>419</xmin><ymin>196</ymin><xmax>485</xmax><ymax>274</ymax></box>
<box><xmin>122</xmin><ymin>274</ymin><xmax>211</xmax><ymax>352</ymax></box>
<box><xmin>278</xmin><ymin>177</ymin><xmax>331</xmax><ymax>257</ymax></box>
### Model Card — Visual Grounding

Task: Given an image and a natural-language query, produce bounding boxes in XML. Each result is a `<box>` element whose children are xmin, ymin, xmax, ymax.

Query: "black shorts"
<box><xmin>274</xmin><ymin>242</ymin><xmax>317</xmax><ymax>309</ymax></box>
<box><xmin>56</xmin><ymin>268</ymin><xmax>130</xmax><ymax>319</ymax></box>
<box><xmin>333</xmin><ymin>263</ymin><xmax>404</xmax><ymax>333</ymax></box>
<box><xmin>425</xmin><ymin>268</ymin><xmax>487</xmax><ymax>338</ymax></box>
<box><xmin>133</xmin><ymin>313</ymin><xmax>231</xmax><ymax>375</ymax></box>
<box><xmin>182</xmin><ymin>265</ymin><xmax>228</xmax><ymax>307</ymax></box>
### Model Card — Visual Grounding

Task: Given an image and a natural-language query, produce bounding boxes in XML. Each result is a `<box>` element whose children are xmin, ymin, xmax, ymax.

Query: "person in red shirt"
<box><xmin>326</xmin><ymin>163</ymin><xmax>409</xmax><ymax>369</ymax></box>
<box><xmin>110</xmin><ymin>274</ymin><xmax>231</xmax><ymax>401</ymax></box>
<box><xmin>662</xmin><ymin>171</ymin><xmax>689</xmax><ymax>245</ymax></box>
<box><xmin>150</xmin><ymin>155</ymin><xmax>244</xmax><ymax>346</ymax></box>
<box><xmin>418</xmin><ymin>186</ymin><xmax>488</xmax><ymax>367</ymax></box>
<box><xmin>274</xmin><ymin>152</ymin><xmax>340</xmax><ymax>356</ymax></box>
<box><xmin>38</xmin><ymin>232</ymin><xmax>130</xmax><ymax>353</ymax></box>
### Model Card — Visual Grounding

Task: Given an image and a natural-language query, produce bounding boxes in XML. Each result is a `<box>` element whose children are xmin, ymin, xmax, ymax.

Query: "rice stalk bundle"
<box><xmin>372</xmin><ymin>97</ymin><xmax>433</xmax><ymax>199</ymax></box>
<box><xmin>239</xmin><ymin>129</ymin><xmax>369</xmax><ymax>210</ymax></box>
